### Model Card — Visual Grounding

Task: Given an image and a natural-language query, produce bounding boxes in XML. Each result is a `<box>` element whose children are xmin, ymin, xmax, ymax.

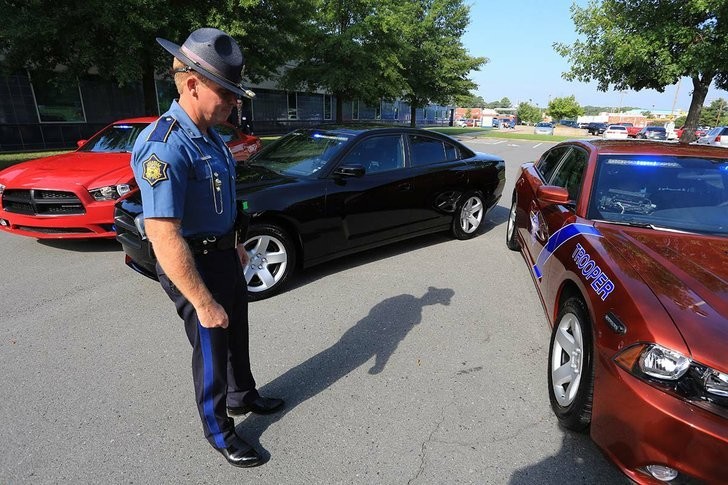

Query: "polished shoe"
<box><xmin>216</xmin><ymin>440</ymin><xmax>264</xmax><ymax>468</ymax></box>
<box><xmin>228</xmin><ymin>394</ymin><xmax>284</xmax><ymax>416</ymax></box>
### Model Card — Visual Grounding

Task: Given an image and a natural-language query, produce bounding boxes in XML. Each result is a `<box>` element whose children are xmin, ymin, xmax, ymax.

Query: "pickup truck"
<box><xmin>626</xmin><ymin>126</ymin><xmax>642</xmax><ymax>137</ymax></box>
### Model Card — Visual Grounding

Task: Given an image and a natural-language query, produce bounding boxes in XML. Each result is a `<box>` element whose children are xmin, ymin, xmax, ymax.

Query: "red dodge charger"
<box><xmin>0</xmin><ymin>117</ymin><xmax>261</xmax><ymax>239</ymax></box>
<box><xmin>507</xmin><ymin>139</ymin><xmax>728</xmax><ymax>484</ymax></box>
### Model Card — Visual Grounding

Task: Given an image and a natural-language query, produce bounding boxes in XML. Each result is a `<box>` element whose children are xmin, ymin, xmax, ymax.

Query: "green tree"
<box><xmin>545</xmin><ymin>95</ymin><xmax>584</xmax><ymax>121</ymax></box>
<box><xmin>455</xmin><ymin>92</ymin><xmax>486</xmax><ymax>108</ymax></box>
<box><xmin>396</xmin><ymin>0</ymin><xmax>487</xmax><ymax>127</ymax></box>
<box><xmin>700</xmin><ymin>98</ymin><xmax>728</xmax><ymax>126</ymax></box>
<box><xmin>517</xmin><ymin>102</ymin><xmax>541</xmax><ymax>124</ymax></box>
<box><xmin>281</xmin><ymin>0</ymin><xmax>407</xmax><ymax>123</ymax></box>
<box><xmin>498</xmin><ymin>97</ymin><xmax>512</xmax><ymax>108</ymax></box>
<box><xmin>0</xmin><ymin>0</ymin><xmax>304</xmax><ymax>115</ymax></box>
<box><xmin>555</xmin><ymin>0</ymin><xmax>728</xmax><ymax>142</ymax></box>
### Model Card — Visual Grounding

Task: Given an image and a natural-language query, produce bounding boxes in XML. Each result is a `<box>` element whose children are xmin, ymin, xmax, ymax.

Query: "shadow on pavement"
<box><xmin>38</xmin><ymin>238</ymin><xmax>121</xmax><ymax>253</ymax></box>
<box><xmin>237</xmin><ymin>286</ymin><xmax>456</xmax><ymax>457</ymax></box>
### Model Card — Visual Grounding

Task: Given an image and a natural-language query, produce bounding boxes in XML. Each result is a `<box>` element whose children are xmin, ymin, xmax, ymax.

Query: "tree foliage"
<box><xmin>699</xmin><ymin>98</ymin><xmax>728</xmax><ymax>126</ymax></box>
<box><xmin>381</xmin><ymin>0</ymin><xmax>487</xmax><ymax>127</ymax></box>
<box><xmin>517</xmin><ymin>102</ymin><xmax>541</xmax><ymax>124</ymax></box>
<box><xmin>545</xmin><ymin>95</ymin><xmax>583</xmax><ymax>121</ymax></box>
<box><xmin>554</xmin><ymin>0</ymin><xmax>728</xmax><ymax>142</ymax></box>
<box><xmin>455</xmin><ymin>93</ymin><xmax>487</xmax><ymax>108</ymax></box>
<box><xmin>0</xmin><ymin>0</ymin><xmax>303</xmax><ymax>115</ymax></box>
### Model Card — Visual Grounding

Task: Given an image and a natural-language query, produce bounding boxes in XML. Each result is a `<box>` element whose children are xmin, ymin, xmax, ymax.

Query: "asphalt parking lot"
<box><xmin>0</xmin><ymin>136</ymin><xmax>630</xmax><ymax>484</ymax></box>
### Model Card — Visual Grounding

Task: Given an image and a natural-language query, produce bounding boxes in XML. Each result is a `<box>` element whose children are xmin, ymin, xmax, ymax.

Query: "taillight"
<box><xmin>716</xmin><ymin>135</ymin><xmax>722</xmax><ymax>142</ymax></box>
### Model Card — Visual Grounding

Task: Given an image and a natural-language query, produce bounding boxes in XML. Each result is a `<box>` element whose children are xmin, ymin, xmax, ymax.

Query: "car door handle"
<box><xmin>397</xmin><ymin>182</ymin><xmax>412</xmax><ymax>191</ymax></box>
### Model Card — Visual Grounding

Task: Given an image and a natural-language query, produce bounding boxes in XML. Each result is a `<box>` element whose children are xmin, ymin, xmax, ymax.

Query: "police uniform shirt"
<box><xmin>131</xmin><ymin>100</ymin><xmax>237</xmax><ymax>237</ymax></box>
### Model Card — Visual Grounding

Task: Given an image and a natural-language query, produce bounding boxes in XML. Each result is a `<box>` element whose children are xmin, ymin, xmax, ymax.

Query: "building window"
<box><xmin>352</xmin><ymin>99</ymin><xmax>359</xmax><ymax>120</ymax></box>
<box><xmin>287</xmin><ymin>92</ymin><xmax>298</xmax><ymax>120</ymax></box>
<box><xmin>324</xmin><ymin>94</ymin><xmax>333</xmax><ymax>120</ymax></box>
<box><xmin>31</xmin><ymin>72</ymin><xmax>85</xmax><ymax>122</ymax></box>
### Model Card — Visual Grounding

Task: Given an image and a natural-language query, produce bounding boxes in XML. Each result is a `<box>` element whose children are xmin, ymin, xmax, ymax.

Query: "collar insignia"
<box><xmin>142</xmin><ymin>154</ymin><xmax>169</xmax><ymax>186</ymax></box>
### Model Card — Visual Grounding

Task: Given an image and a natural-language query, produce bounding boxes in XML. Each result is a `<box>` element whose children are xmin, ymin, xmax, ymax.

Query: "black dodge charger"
<box><xmin>115</xmin><ymin>127</ymin><xmax>506</xmax><ymax>300</ymax></box>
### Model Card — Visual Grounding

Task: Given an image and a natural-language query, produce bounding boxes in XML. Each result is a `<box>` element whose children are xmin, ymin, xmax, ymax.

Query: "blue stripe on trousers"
<box><xmin>199</xmin><ymin>324</ymin><xmax>226</xmax><ymax>449</ymax></box>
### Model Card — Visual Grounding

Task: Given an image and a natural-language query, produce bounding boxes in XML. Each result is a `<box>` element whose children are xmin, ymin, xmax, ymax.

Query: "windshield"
<box><xmin>248</xmin><ymin>130</ymin><xmax>353</xmax><ymax>176</ymax></box>
<box><xmin>588</xmin><ymin>155</ymin><xmax>728</xmax><ymax>235</ymax></box>
<box><xmin>78</xmin><ymin>123</ymin><xmax>149</xmax><ymax>153</ymax></box>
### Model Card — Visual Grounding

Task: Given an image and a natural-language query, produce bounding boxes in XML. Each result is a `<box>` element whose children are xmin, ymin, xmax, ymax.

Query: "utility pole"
<box><xmin>715</xmin><ymin>99</ymin><xmax>725</xmax><ymax>126</ymax></box>
<box><xmin>670</xmin><ymin>78</ymin><xmax>682</xmax><ymax>117</ymax></box>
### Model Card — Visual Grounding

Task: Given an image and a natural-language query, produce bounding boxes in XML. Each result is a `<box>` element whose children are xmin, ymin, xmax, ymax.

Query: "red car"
<box><xmin>506</xmin><ymin>140</ymin><xmax>728</xmax><ymax>484</ymax></box>
<box><xmin>0</xmin><ymin>117</ymin><xmax>261</xmax><ymax>239</ymax></box>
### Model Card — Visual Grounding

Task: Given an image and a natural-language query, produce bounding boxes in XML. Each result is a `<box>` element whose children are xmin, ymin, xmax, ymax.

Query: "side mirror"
<box><xmin>76</xmin><ymin>139</ymin><xmax>87</xmax><ymax>148</ymax></box>
<box><xmin>537</xmin><ymin>185</ymin><xmax>571</xmax><ymax>206</ymax></box>
<box><xmin>333</xmin><ymin>164</ymin><xmax>366</xmax><ymax>177</ymax></box>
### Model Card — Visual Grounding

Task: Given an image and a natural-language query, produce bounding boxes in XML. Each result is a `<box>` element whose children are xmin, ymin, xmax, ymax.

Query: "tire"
<box><xmin>547</xmin><ymin>296</ymin><xmax>594</xmax><ymax>432</ymax></box>
<box><xmin>452</xmin><ymin>191</ymin><xmax>485</xmax><ymax>240</ymax></box>
<box><xmin>505</xmin><ymin>196</ymin><xmax>520</xmax><ymax>251</ymax></box>
<box><xmin>243</xmin><ymin>223</ymin><xmax>296</xmax><ymax>301</ymax></box>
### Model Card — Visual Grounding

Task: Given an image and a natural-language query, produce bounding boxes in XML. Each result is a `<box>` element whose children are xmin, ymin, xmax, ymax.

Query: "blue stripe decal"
<box><xmin>532</xmin><ymin>223</ymin><xmax>601</xmax><ymax>279</ymax></box>
<box><xmin>199</xmin><ymin>324</ymin><xmax>226</xmax><ymax>448</ymax></box>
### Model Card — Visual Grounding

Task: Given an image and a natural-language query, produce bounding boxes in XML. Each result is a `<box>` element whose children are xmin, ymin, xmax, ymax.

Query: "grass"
<box><xmin>0</xmin><ymin>150</ymin><xmax>72</xmax><ymax>170</ymax></box>
<box><xmin>0</xmin><ymin>127</ymin><xmax>572</xmax><ymax>171</ymax></box>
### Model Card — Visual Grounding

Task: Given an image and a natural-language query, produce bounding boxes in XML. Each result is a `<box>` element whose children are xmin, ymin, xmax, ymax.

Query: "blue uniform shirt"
<box><xmin>131</xmin><ymin>101</ymin><xmax>237</xmax><ymax>237</ymax></box>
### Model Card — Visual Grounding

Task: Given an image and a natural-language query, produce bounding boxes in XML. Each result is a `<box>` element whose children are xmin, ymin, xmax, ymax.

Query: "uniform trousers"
<box><xmin>156</xmin><ymin>248</ymin><xmax>256</xmax><ymax>449</ymax></box>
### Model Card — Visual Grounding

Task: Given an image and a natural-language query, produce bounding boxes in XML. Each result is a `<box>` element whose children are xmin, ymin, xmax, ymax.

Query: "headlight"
<box><xmin>89</xmin><ymin>184</ymin><xmax>132</xmax><ymax>201</ymax></box>
<box><xmin>638</xmin><ymin>345</ymin><xmax>690</xmax><ymax>380</ymax></box>
<box><xmin>615</xmin><ymin>343</ymin><xmax>728</xmax><ymax>415</ymax></box>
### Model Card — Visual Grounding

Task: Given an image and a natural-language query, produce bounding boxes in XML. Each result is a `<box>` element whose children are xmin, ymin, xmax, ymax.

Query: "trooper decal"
<box><xmin>571</xmin><ymin>242</ymin><xmax>615</xmax><ymax>301</ymax></box>
<box><xmin>532</xmin><ymin>223</ymin><xmax>601</xmax><ymax>280</ymax></box>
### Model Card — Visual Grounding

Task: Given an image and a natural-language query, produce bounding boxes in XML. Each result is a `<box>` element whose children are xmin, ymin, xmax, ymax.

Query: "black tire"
<box><xmin>505</xmin><ymin>196</ymin><xmax>520</xmax><ymax>251</ymax></box>
<box><xmin>243</xmin><ymin>223</ymin><xmax>297</xmax><ymax>301</ymax></box>
<box><xmin>547</xmin><ymin>297</ymin><xmax>594</xmax><ymax>432</ymax></box>
<box><xmin>452</xmin><ymin>191</ymin><xmax>485</xmax><ymax>240</ymax></box>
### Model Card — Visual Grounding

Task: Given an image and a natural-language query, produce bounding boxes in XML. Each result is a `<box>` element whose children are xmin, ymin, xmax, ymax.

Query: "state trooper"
<box><xmin>130</xmin><ymin>27</ymin><xmax>283</xmax><ymax>468</ymax></box>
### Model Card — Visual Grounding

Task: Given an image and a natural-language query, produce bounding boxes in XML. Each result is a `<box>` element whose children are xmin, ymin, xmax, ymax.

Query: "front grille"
<box><xmin>16</xmin><ymin>225</ymin><xmax>92</xmax><ymax>234</ymax></box>
<box><xmin>2</xmin><ymin>189</ymin><xmax>85</xmax><ymax>215</ymax></box>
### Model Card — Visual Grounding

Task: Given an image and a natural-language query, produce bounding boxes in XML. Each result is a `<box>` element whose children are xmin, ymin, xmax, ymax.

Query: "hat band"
<box><xmin>180</xmin><ymin>45</ymin><xmax>237</xmax><ymax>86</ymax></box>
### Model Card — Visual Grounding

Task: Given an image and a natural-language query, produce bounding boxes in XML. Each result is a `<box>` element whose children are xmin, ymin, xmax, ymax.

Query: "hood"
<box><xmin>599</xmin><ymin>224</ymin><xmax>728</xmax><ymax>371</ymax></box>
<box><xmin>0</xmin><ymin>151</ymin><xmax>133</xmax><ymax>189</ymax></box>
<box><xmin>235</xmin><ymin>164</ymin><xmax>299</xmax><ymax>195</ymax></box>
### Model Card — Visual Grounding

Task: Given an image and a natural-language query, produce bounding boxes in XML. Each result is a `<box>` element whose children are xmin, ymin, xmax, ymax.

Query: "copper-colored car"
<box><xmin>506</xmin><ymin>139</ymin><xmax>728</xmax><ymax>484</ymax></box>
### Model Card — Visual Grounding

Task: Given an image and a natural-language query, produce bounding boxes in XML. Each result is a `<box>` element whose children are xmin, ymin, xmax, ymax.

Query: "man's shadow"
<box><xmin>236</xmin><ymin>286</ymin><xmax>455</xmax><ymax>452</ymax></box>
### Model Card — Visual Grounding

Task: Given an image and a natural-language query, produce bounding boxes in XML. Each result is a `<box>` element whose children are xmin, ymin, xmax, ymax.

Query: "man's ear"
<box><xmin>185</xmin><ymin>75</ymin><xmax>200</xmax><ymax>95</ymax></box>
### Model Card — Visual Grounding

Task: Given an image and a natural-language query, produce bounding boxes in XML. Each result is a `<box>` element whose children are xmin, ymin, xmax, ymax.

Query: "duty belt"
<box><xmin>186</xmin><ymin>231</ymin><xmax>238</xmax><ymax>255</ymax></box>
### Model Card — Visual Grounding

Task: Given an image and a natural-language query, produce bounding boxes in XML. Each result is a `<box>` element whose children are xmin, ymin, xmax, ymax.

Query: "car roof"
<box><xmin>560</xmin><ymin>139</ymin><xmax>728</xmax><ymax>158</ymax></box>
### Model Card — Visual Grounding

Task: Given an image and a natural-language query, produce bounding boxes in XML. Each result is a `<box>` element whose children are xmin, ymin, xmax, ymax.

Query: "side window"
<box><xmin>339</xmin><ymin>135</ymin><xmax>404</xmax><ymax>174</ymax></box>
<box><xmin>536</xmin><ymin>146</ymin><xmax>569</xmax><ymax>182</ymax></box>
<box><xmin>549</xmin><ymin>148</ymin><xmax>588</xmax><ymax>201</ymax></box>
<box><xmin>409</xmin><ymin>135</ymin><xmax>453</xmax><ymax>166</ymax></box>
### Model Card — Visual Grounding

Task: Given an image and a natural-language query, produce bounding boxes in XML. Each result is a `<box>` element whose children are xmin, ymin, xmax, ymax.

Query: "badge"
<box><xmin>142</xmin><ymin>154</ymin><xmax>169</xmax><ymax>186</ymax></box>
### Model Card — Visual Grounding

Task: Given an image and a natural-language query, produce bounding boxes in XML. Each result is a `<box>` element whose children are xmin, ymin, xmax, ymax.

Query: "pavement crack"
<box><xmin>408</xmin><ymin>410</ymin><xmax>446</xmax><ymax>484</ymax></box>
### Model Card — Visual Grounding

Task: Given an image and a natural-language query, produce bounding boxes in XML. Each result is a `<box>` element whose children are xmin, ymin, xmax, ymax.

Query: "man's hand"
<box><xmin>237</xmin><ymin>244</ymin><xmax>250</xmax><ymax>267</ymax></box>
<box><xmin>196</xmin><ymin>299</ymin><xmax>229</xmax><ymax>328</ymax></box>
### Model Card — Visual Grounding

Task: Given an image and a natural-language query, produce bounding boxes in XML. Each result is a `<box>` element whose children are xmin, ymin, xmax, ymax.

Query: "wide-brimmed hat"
<box><xmin>157</xmin><ymin>27</ymin><xmax>255</xmax><ymax>98</ymax></box>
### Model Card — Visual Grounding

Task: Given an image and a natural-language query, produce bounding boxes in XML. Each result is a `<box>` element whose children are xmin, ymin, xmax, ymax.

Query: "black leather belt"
<box><xmin>186</xmin><ymin>231</ymin><xmax>238</xmax><ymax>255</ymax></box>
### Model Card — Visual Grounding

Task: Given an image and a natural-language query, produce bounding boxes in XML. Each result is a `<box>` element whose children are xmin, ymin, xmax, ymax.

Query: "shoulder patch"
<box><xmin>146</xmin><ymin>116</ymin><xmax>177</xmax><ymax>143</ymax></box>
<box><xmin>142</xmin><ymin>154</ymin><xmax>169</xmax><ymax>186</ymax></box>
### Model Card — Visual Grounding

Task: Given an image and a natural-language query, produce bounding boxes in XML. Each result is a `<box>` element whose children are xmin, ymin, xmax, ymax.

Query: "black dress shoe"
<box><xmin>216</xmin><ymin>440</ymin><xmax>264</xmax><ymax>468</ymax></box>
<box><xmin>228</xmin><ymin>395</ymin><xmax>284</xmax><ymax>416</ymax></box>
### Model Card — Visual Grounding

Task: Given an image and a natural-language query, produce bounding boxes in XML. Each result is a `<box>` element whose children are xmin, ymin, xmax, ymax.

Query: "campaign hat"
<box><xmin>157</xmin><ymin>28</ymin><xmax>255</xmax><ymax>98</ymax></box>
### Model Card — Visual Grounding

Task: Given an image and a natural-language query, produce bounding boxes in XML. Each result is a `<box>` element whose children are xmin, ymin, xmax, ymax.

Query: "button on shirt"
<box><xmin>131</xmin><ymin>101</ymin><xmax>237</xmax><ymax>237</ymax></box>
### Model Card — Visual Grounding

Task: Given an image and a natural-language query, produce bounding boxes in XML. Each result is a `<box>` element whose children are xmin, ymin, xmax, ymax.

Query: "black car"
<box><xmin>635</xmin><ymin>126</ymin><xmax>667</xmax><ymax>140</ymax></box>
<box><xmin>115</xmin><ymin>127</ymin><xmax>506</xmax><ymax>300</ymax></box>
<box><xmin>586</xmin><ymin>122</ymin><xmax>608</xmax><ymax>135</ymax></box>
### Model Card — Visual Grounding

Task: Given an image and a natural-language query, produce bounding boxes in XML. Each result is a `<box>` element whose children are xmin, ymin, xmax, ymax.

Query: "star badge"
<box><xmin>142</xmin><ymin>154</ymin><xmax>169</xmax><ymax>186</ymax></box>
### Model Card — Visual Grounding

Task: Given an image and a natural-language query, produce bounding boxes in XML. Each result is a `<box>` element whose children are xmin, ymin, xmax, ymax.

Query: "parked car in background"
<box><xmin>116</xmin><ymin>126</ymin><xmax>506</xmax><ymax>300</ymax></box>
<box><xmin>0</xmin><ymin>117</ymin><xmax>261</xmax><ymax>239</ymax></box>
<box><xmin>674</xmin><ymin>126</ymin><xmax>709</xmax><ymax>140</ymax></box>
<box><xmin>635</xmin><ymin>126</ymin><xmax>667</xmax><ymax>140</ymax></box>
<box><xmin>578</xmin><ymin>122</ymin><xmax>590</xmax><ymax>129</ymax></box>
<box><xmin>534</xmin><ymin>122</ymin><xmax>555</xmax><ymax>135</ymax></box>
<box><xmin>696</xmin><ymin>126</ymin><xmax>728</xmax><ymax>147</ymax></box>
<box><xmin>560</xmin><ymin>120</ymin><xmax>579</xmax><ymax>128</ymax></box>
<box><xmin>626</xmin><ymin>126</ymin><xmax>643</xmax><ymax>137</ymax></box>
<box><xmin>602</xmin><ymin>125</ymin><xmax>629</xmax><ymax>140</ymax></box>
<box><xmin>587</xmin><ymin>122</ymin><xmax>608</xmax><ymax>135</ymax></box>
<box><xmin>506</xmin><ymin>139</ymin><xmax>728</xmax><ymax>484</ymax></box>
